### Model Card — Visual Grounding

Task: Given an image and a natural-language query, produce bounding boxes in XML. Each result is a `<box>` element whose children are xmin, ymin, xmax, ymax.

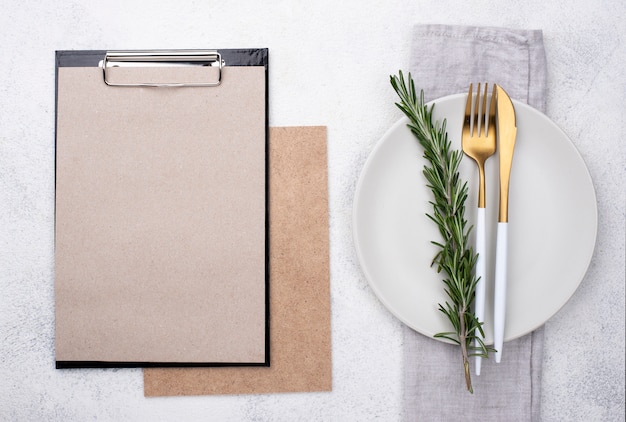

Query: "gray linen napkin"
<box><xmin>403</xmin><ymin>24</ymin><xmax>547</xmax><ymax>421</ymax></box>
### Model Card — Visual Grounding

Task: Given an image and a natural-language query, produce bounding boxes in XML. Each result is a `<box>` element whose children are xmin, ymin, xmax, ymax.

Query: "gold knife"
<box><xmin>494</xmin><ymin>85</ymin><xmax>517</xmax><ymax>363</ymax></box>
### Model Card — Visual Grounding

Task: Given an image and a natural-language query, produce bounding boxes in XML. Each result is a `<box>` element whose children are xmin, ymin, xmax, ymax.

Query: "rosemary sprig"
<box><xmin>390</xmin><ymin>71</ymin><xmax>492</xmax><ymax>393</ymax></box>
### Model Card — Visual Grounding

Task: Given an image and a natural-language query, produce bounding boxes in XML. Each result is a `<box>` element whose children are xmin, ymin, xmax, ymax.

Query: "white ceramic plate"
<box><xmin>353</xmin><ymin>94</ymin><xmax>597</xmax><ymax>344</ymax></box>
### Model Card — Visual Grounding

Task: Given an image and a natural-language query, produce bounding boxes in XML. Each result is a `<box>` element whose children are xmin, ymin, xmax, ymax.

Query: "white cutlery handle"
<box><xmin>474</xmin><ymin>207</ymin><xmax>486</xmax><ymax>375</ymax></box>
<box><xmin>494</xmin><ymin>222</ymin><xmax>508</xmax><ymax>363</ymax></box>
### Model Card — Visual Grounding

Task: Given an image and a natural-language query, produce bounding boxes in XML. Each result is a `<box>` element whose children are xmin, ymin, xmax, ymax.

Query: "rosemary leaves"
<box><xmin>390</xmin><ymin>71</ymin><xmax>491</xmax><ymax>393</ymax></box>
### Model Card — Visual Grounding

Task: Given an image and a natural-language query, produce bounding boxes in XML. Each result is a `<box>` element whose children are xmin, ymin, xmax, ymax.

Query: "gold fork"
<box><xmin>461</xmin><ymin>83</ymin><xmax>497</xmax><ymax>376</ymax></box>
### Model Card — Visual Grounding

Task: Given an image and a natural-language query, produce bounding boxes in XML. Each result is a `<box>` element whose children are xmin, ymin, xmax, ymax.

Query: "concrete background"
<box><xmin>1</xmin><ymin>0</ymin><xmax>624</xmax><ymax>420</ymax></box>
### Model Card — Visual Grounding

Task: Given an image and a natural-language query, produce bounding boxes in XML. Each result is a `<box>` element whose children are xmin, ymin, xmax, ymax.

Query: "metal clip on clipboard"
<box><xmin>100</xmin><ymin>50</ymin><xmax>224</xmax><ymax>87</ymax></box>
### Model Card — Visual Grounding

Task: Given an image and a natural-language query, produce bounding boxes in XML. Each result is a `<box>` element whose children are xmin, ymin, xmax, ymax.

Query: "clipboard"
<box><xmin>54</xmin><ymin>49</ymin><xmax>269</xmax><ymax>368</ymax></box>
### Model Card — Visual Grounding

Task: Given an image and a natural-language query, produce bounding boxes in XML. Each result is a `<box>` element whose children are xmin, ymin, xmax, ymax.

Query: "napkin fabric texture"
<box><xmin>403</xmin><ymin>24</ymin><xmax>547</xmax><ymax>421</ymax></box>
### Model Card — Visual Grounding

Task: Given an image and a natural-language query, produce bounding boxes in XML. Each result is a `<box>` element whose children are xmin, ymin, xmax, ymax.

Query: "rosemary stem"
<box><xmin>389</xmin><ymin>70</ymin><xmax>491</xmax><ymax>393</ymax></box>
<box><xmin>459</xmin><ymin>308</ymin><xmax>473</xmax><ymax>393</ymax></box>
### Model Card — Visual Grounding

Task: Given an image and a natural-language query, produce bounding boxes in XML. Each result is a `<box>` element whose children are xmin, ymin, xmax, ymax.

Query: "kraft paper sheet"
<box><xmin>143</xmin><ymin>126</ymin><xmax>332</xmax><ymax>396</ymax></box>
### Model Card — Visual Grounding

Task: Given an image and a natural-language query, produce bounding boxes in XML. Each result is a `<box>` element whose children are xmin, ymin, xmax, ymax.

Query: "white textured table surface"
<box><xmin>1</xmin><ymin>1</ymin><xmax>624</xmax><ymax>420</ymax></box>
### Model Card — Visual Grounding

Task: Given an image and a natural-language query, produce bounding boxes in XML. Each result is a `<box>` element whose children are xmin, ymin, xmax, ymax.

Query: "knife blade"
<box><xmin>494</xmin><ymin>85</ymin><xmax>517</xmax><ymax>363</ymax></box>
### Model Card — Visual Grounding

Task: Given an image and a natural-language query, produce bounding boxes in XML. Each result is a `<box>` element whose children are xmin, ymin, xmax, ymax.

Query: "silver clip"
<box><xmin>100</xmin><ymin>50</ymin><xmax>224</xmax><ymax>87</ymax></box>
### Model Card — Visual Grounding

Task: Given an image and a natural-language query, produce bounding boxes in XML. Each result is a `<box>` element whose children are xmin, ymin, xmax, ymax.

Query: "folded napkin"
<box><xmin>403</xmin><ymin>24</ymin><xmax>547</xmax><ymax>421</ymax></box>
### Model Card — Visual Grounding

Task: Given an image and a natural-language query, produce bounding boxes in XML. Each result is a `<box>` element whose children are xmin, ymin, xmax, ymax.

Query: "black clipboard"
<box><xmin>54</xmin><ymin>49</ymin><xmax>269</xmax><ymax>368</ymax></box>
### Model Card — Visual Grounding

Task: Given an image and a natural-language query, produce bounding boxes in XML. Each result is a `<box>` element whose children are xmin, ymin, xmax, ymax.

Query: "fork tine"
<box><xmin>473</xmin><ymin>83</ymin><xmax>481</xmax><ymax>135</ymax></box>
<box><xmin>481</xmin><ymin>83</ymin><xmax>488</xmax><ymax>136</ymax></box>
<box><xmin>489</xmin><ymin>83</ymin><xmax>497</xmax><ymax>125</ymax></box>
<box><xmin>464</xmin><ymin>83</ymin><xmax>473</xmax><ymax>125</ymax></box>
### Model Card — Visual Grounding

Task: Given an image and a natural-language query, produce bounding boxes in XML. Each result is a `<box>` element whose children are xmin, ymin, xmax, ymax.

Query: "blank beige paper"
<box><xmin>143</xmin><ymin>126</ymin><xmax>332</xmax><ymax>395</ymax></box>
<box><xmin>55</xmin><ymin>64</ymin><xmax>268</xmax><ymax>365</ymax></box>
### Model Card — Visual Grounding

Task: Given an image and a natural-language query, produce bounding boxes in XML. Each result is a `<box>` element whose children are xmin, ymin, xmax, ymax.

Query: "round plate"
<box><xmin>353</xmin><ymin>94</ymin><xmax>597</xmax><ymax>343</ymax></box>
